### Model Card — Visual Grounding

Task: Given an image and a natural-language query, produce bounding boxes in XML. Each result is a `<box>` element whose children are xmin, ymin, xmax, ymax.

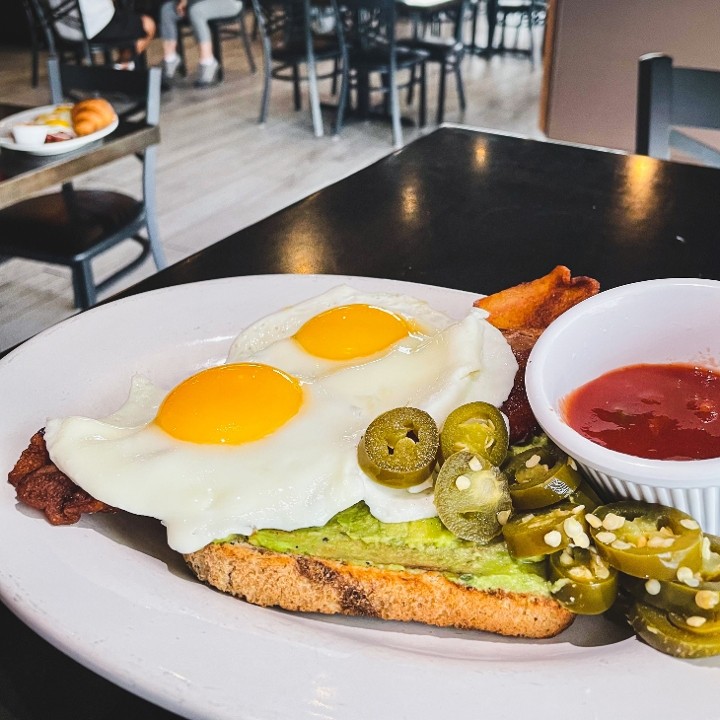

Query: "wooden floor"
<box><xmin>0</xmin><ymin>18</ymin><xmax>544</xmax><ymax>353</ymax></box>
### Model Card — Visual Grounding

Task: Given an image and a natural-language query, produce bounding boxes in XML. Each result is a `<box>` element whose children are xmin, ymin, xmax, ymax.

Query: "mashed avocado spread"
<box><xmin>231</xmin><ymin>503</ymin><xmax>551</xmax><ymax>596</ymax></box>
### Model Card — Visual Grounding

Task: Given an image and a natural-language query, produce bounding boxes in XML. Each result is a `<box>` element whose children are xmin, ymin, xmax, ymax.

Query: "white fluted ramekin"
<box><xmin>525</xmin><ymin>278</ymin><xmax>720</xmax><ymax>533</ymax></box>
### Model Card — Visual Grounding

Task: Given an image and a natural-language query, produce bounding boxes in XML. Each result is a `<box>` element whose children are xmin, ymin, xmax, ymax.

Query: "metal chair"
<box><xmin>339</xmin><ymin>0</ymin><xmax>428</xmax><ymax>147</ymax></box>
<box><xmin>636</xmin><ymin>53</ymin><xmax>720</xmax><ymax>168</ymax></box>
<box><xmin>0</xmin><ymin>58</ymin><xmax>166</xmax><ymax>310</ymax></box>
<box><xmin>30</xmin><ymin>0</ymin><xmax>147</xmax><ymax>68</ymax></box>
<box><xmin>398</xmin><ymin>0</ymin><xmax>468</xmax><ymax>125</ymax></box>
<box><xmin>176</xmin><ymin>7</ymin><xmax>257</xmax><ymax>81</ymax></box>
<box><xmin>493</xmin><ymin>0</ymin><xmax>546</xmax><ymax>64</ymax></box>
<box><xmin>250</xmin><ymin>0</ymin><xmax>348</xmax><ymax>137</ymax></box>
<box><xmin>20</xmin><ymin>0</ymin><xmax>47</xmax><ymax>87</ymax></box>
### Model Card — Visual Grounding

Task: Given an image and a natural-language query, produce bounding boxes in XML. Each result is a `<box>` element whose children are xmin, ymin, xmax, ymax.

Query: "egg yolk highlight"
<box><xmin>294</xmin><ymin>304</ymin><xmax>410</xmax><ymax>360</ymax></box>
<box><xmin>155</xmin><ymin>363</ymin><xmax>303</xmax><ymax>444</ymax></box>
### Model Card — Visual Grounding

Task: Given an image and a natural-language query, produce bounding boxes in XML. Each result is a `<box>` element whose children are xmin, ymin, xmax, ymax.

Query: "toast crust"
<box><xmin>185</xmin><ymin>541</ymin><xmax>574</xmax><ymax>638</ymax></box>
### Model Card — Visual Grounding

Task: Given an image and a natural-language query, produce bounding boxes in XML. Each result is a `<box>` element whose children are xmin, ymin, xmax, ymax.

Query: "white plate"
<box><xmin>0</xmin><ymin>274</ymin><xmax>718</xmax><ymax>720</ymax></box>
<box><xmin>0</xmin><ymin>104</ymin><xmax>119</xmax><ymax>156</ymax></box>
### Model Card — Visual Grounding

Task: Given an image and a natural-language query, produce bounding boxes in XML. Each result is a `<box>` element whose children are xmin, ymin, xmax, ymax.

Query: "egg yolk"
<box><xmin>294</xmin><ymin>304</ymin><xmax>410</xmax><ymax>360</ymax></box>
<box><xmin>155</xmin><ymin>363</ymin><xmax>303</xmax><ymax>444</ymax></box>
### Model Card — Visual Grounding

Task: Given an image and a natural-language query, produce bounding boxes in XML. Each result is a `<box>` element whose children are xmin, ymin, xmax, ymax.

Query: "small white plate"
<box><xmin>0</xmin><ymin>275</ymin><xmax>718</xmax><ymax>720</ymax></box>
<box><xmin>0</xmin><ymin>104</ymin><xmax>119</xmax><ymax>156</ymax></box>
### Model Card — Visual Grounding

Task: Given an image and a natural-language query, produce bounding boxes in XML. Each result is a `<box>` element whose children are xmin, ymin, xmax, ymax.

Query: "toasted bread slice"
<box><xmin>185</xmin><ymin>541</ymin><xmax>574</xmax><ymax>638</ymax></box>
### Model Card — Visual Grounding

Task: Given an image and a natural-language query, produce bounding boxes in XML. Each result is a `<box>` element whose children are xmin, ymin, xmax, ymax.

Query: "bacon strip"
<box><xmin>8</xmin><ymin>430</ymin><xmax>115</xmax><ymax>525</ymax></box>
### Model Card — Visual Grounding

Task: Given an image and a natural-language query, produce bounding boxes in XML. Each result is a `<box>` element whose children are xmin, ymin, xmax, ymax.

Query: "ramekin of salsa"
<box><xmin>525</xmin><ymin>277</ymin><xmax>720</xmax><ymax>534</ymax></box>
<box><xmin>562</xmin><ymin>363</ymin><xmax>720</xmax><ymax>461</ymax></box>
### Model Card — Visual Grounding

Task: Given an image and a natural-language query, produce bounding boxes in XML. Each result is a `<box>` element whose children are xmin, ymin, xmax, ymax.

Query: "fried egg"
<box><xmin>44</xmin><ymin>287</ymin><xmax>518</xmax><ymax>553</ymax></box>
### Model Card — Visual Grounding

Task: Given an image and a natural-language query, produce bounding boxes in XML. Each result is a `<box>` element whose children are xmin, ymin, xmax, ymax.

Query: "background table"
<box><xmin>0</xmin><ymin>103</ymin><xmax>159</xmax><ymax>211</ymax></box>
<box><xmin>121</xmin><ymin>125</ymin><xmax>720</xmax><ymax>298</ymax></box>
<box><xmin>2</xmin><ymin>126</ymin><xmax>720</xmax><ymax>720</ymax></box>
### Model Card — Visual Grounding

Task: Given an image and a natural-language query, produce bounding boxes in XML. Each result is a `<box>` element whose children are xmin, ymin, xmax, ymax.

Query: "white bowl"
<box><xmin>526</xmin><ymin>277</ymin><xmax>720</xmax><ymax>533</ymax></box>
<box><xmin>12</xmin><ymin>123</ymin><xmax>49</xmax><ymax>146</ymax></box>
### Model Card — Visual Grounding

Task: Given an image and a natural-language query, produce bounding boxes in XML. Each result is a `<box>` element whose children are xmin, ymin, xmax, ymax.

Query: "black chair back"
<box><xmin>250</xmin><ymin>0</ymin><xmax>347</xmax><ymax>136</ymax></box>
<box><xmin>636</xmin><ymin>53</ymin><xmax>720</xmax><ymax>167</ymax></box>
<box><xmin>50</xmin><ymin>59</ymin><xmax>160</xmax><ymax>123</ymax></box>
<box><xmin>338</xmin><ymin>0</ymin><xmax>427</xmax><ymax>146</ymax></box>
<box><xmin>21</xmin><ymin>0</ymin><xmax>48</xmax><ymax>86</ymax></box>
<box><xmin>31</xmin><ymin>0</ymin><xmax>141</xmax><ymax>66</ymax></box>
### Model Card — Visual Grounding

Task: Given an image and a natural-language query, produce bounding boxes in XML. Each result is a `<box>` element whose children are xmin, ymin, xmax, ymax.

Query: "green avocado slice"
<box><xmin>237</xmin><ymin>502</ymin><xmax>551</xmax><ymax>596</ymax></box>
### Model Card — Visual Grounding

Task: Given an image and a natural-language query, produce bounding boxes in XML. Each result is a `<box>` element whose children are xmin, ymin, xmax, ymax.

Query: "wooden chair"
<box><xmin>398</xmin><ymin>0</ymin><xmax>468</xmax><ymax>125</ymax></box>
<box><xmin>636</xmin><ymin>53</ymin><xmax>720</xmax><ymax>168</ymax></box>
<box><xmin>339</xmin><ymin>0</ymin><xmax>428</xmax><ymax>147</ymax></box>
<box><xmin>250</xmin><ymin>0</ymin><xmax>348</xmax><ymax>137</ymax></box>
<box><xmin>0</xmin><ymin>59</ymin><xmax>166</xmax><ymax>310</ymax></box>
<box><xmin>176</xmin><ymin>8</ymin><xmax>257</xmax><ymax>81</ymax></box>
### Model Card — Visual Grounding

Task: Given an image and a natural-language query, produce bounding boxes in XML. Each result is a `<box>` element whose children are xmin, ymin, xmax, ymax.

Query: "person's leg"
<box><xmin>187</xmin><ymin>0</ymin><xmax>240</xmax><ymax>84</ymax></box>
<box><xmin>159</xmin><ymin>2</ymin><xmax>182</xmax><ymax>78</ymax></box>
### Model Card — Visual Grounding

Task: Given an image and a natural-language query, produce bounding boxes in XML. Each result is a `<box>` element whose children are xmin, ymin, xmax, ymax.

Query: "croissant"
<box><xmin>71</xmin><ymin>98</ymin><xmax>116</xmax><ymax>137</ymax></box>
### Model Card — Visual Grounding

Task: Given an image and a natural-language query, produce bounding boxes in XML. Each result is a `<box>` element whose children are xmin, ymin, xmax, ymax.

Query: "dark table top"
<box><xmin>2</xmin><ymin>125</ymin><xmax>720</xmax><ymax>720</ymax></box>
<box><xmin>0</xmin><ymin>103</ymin><xmax>159</xmax><ymax>211</ymax></box>
<box><xmin>120</xmin><ymin>125</ymin><xmax>720</xmax><ymax>301</ymax></box>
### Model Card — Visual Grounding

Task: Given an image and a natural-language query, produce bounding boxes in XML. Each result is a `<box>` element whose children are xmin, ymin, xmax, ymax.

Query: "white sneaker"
<box><xmin>195</xmin><ymin>58</ymin><xmax>220</xmax><ymax>87</ymax></box>
<box><xmin>162</xmin><ymin>56</ymin><xmax>182</xmax><ymax>81</ymax></box>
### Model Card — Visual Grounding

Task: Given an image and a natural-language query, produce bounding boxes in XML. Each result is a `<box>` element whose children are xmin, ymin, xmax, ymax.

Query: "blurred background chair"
<box><xmin>636</xmin><ymin>53</ymin><xmax>720</xmax><ymax>168</ymax></box>
<box><xmin>176</xmin><ymin>7</ymin><xmax>257</xmax><ymax>81</ymax></box>
<box><xmin>398</xmin><ymin>0</ymin><xmax>468</xmax><ymax>124</ymax></box>
<box><xmin>20</xmin><ymin>0</ymin><xmax>48</xmax><ymax>86</ymax></box>
<box><xmin>28</xmin><ymin>0</ymin><xmax>148</xmax><ymax>68</ymax></box>
<box><xmin>493</xmin><ymin>0</ymin><xmax>546</xmax><ymax>64</ymax></box>
<box><xmin>0</xmin><ymin>58</ymin><xmax>166</xmax><ymax>310</ymax></box>
<box><xmin>339</xmin><ymin>0</ymin><xmax>428</xmax><ymax>147</ymax></box>
<box><xmin>250</xmin><ymin>0</ymin><xmax>347</xmax><ymax>137</ymax></box>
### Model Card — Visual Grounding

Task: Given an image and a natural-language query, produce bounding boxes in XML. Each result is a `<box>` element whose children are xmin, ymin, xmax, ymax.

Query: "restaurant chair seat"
<box><xmin>0</xmin><ymin>59</ymin><xmax>166</xmax><ymax>310</ymax></box>
<box><xmin>0</xmin><ymin>192</ymin><xmax>150</xmax><ymax>310</ymax></box>
<box><xmin>636</xmin><ymin>53</ymin><xmax>720</xmax><ymax>168</ymax></box>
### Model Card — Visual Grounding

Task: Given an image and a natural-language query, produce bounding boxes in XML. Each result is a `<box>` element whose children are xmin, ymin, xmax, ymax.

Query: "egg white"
<box><xmin>44</xmin><ymin>287</ymin><xmax>519</xmax><ymax>553</ymax></box>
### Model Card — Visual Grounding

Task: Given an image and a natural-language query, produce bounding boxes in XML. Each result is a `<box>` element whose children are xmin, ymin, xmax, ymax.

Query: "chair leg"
<box><xmin>455</xmin><ymin>61</ymin><xmax>466</xmax><ymax>111</ymax></box>
<box><xmin>305</xmin><ymin>54</ymin><xmax>324</xmax><ymax>137</ymax></box>
<box><xmin>71</xmin><ymin>260</ymin><xmax>95</xmax><ymax>310</ymax></box>
<box><xmin>526</xmin><ymin>9</ymin><xmax>535</xmax><ymax>66</ymax></box>
<box><xmin>210</xmin><ymin>24</ymin><xmax>225</xmax><ymax>81</ymax></box>
<box><xmin>292</xmin><ymin>64</ymin><xmax>302</xmax><ymax>111</ymax></box>
<box><xmin>238</xmin><ymin>11</ymin><xmax>257</xmax><ymax>73</ymax></box>
<box><xmin>389</xmin><ymin>67</ymin><xmax>403</xmax><ymax>148</ymax></box>
<box><xmin>177</xmin><ymin>27</ymin><xmax>188</xmax><ymax>76</ymax></box>
<box><xmin>259</xmin><ymin>37</ymin><xmax>272</xmax><ymax>123</ymax></box>
<box><xmin>142</xmin><ymin>146</ymin><xmax>167</xmax><ymax>270</ymax></box>
<box><xmin>419</xmin><ymin>61</ymin><xmax>427</xmax><ymax>128</ymax></box>
<box><xmin>436</xmin><ymin>60</ymin><xmax>447</xmax><ymax>125</ymax></box>
<box><xmin>356</xmin><ymin>68</ymin><xmax>370</xmax><ymax>117</ymax></box>
<box><xmin>333</xmin><ymin>51</ymin><xmax>349</xmax><ymax>135</ymax></box>
<box><xmin>30</xmin><ymin>34</ymin><xmax>40</xmax><ymax>87</ymax></box>
<box><xmin>407</xmin><ymin>65</ymin><xmax>416</xmax><ymax>105</ymax></box>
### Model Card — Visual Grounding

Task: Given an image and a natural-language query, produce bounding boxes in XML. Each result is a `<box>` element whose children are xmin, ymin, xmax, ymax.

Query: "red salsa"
<box><xmin>562</xmin><ymin>363</ymin><xmax>720</xmax><ymax>461</ymax></box>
